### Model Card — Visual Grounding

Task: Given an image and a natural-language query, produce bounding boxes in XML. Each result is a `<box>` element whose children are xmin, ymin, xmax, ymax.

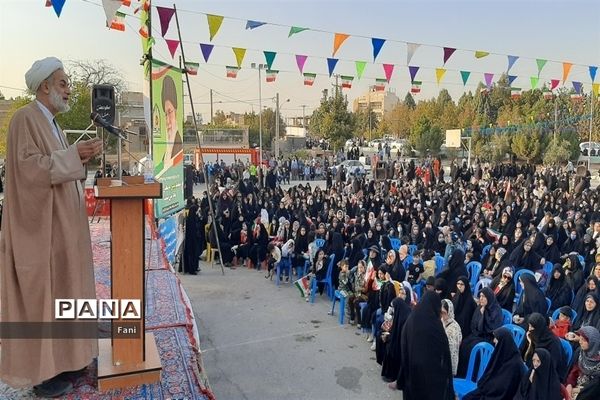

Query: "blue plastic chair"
<box><xmin>310</xmin><ymin>254</ymin><xmax>335</xmax><ymax>303</ymax></box>
<box><xmin>453</xmin><ymin>342</ymin><xmax>494</xmax><ymax>399</ymax></box>
<box><xmin>330</xmin><ymin>290</ymin><xmax>347</xmax><ymax>325</ymax></box>
<box><xmin>504</xmin><ymin>324</ymin><xmax>526</xmax><ymax>348</ymax></box>
<box><xmin>502</xmin><ymin>309</ymin><xmax>513</xmax><ymax>326</ymax></box>
<box><xmin>362</xmin><ymin>248</ymin><xmax>369</xmax><ymax>260</ymax></box>
<box><xmin>390</xmin><ymin>237</ymin><xmax>401</xmax><ymax>251</ymax></box>
<box><xmin>474</xmin><ymin>278</ymin><xmax>492</xmax><ymax>298</ymax></box>
<box><xmin>466</xmin><ymin>261</ymin><xmax>482</xmax><ymax>293</ymax></box>
<box><xmin>275</xmin><ymin>256</ymin><xmax>293</xmax><ymax>286</ymax></box>
<box><xmin>577</xmin><ymin>255</ymin><xmax>585</xmax><ymax>269</ymax></box>
<box><xmin>551</xmin><ymin>308</ymin><xmax>577</xmax><ymax>324</ymax></box>
<box><xmin>480</xmin><ymin>244</ymin><xmax>491</xmax><ymax>262</ymax></box>
<box><xmin>434</xmin><ymin>255</ymin><xmax>445</xmax><ymax>275</ymax></box>
<box><xmin>514</xmin><ymin>269</ymin><xmax>535</xmax><ymax>303</ymax></box>
<box><xmin>315</xmin><ymin>238</ymin><xmax>326</xmax><ymax>249</ymax></box>
<box><xmin>407</xmin><ymin>244</ymin><xmax>418</xmax><ymax>256</ymax></box>
<box><xmin>560</xmin><ymin>338</ymin><xmax>573</xmax><ymax>365</ymax></box>
<box><xmin>546</xmin><ymin>297</ymin><xmax>552</xmax><ymax>314</ymax></box>
<box><xmin>294</xmin><ymin>259</ymin><xmax>309</xmax><ymax>280</ymax></box>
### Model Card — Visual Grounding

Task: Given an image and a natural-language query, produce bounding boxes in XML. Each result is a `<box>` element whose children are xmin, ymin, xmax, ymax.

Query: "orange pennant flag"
<box><xmin>562</xmin><ymin>62</ymin><xmax>573</xmax><ymax>83</ymax></box>
<box><xmin>332</xmin><ymin>33</ymin><xmax>350</xmax><ymax>56</ymax></box>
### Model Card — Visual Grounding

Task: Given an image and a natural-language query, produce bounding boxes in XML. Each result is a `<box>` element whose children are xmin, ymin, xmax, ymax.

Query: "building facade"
<box><xmin>352</xmin><ymin>87</ymin><xmax>400</xmax><ymax>118</ymax></box>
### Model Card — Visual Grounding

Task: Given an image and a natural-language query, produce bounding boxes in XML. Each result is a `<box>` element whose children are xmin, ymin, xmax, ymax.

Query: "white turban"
<box><xmin>25</xmin><ymin>57</ymin><xmax>64</xmax><ymax>92</ymax></box>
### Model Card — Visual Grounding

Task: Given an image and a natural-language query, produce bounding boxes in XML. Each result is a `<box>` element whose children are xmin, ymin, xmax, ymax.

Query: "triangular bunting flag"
<box><xmin>246</xmin><ymin>20</ymin><xmax>266</xmax><ymax>30</ymax></box>
<box><xmin>355</xmin><ymin>61</ymin><xmax>367</xmax><ymax>79</ymax></box>
<box><xmin>443</xmin><ymin>47</ymin><xmax>456</xmax><ymax>64</ymax></box>
<box><xmin>507</xmin><ymin>55</ymin><xmax>519</xmax><ymax>72</ymax></box>
<box><xmin>207</xmin><ymin>14</ymin><xmax>224</xmax><ymax>41</ymax></box>
<box><xmin>264</xmin><ymin>51</ymin><xmax>277</xmax><ymax>70</ymax></box>
<box><xmin>156</xmin><ymin>6</ymin><xmax>175</xmax><ymax>37</ymax></box>
<box><xmin>593</xmin><ymin>83</ymin><xmax>599</xmax><ymax>97</ymax></box>
<box><xmin>572</xmin><ymin>81</ymin><xmax>583</xmax><ymax>95</ymax></box>
<box><xmin>536</xmin><ymin>59</ymin><xmax>547</xmax><ymax>76</ymax></box>
<box><xmin>530</xmin><ymin>76</ymin><xmax>539</xmax><ymax>89</ymax></box>
<box><xmin>550</xmin><ymin>79</ymin><xmax>560</xmax><ymax>91</ymax></box>
<box><xmin>303</xmin><ymin>73</ymin><xmax>316</xmax><ymax>86</ymax></box>
<box><xmin>200</xmin><ymin>43</ymin><xmax>214</xmax><ymax>62</ymax></box>
<box><xmin>45</xmin><ymin>0</ymin><xmax>52</xmax><ymax>7</ymax></box>
<box><xmin>165</xmin><ymin>39</ymin><xmax>179</xmax><ymax>58</ymax></box>
<box><xmin>102</xmin><ymin>0</ymin><xmax>122</xmax><ymax>27</ymax></box>
<box><xmin>475</xmin><ymin>51</ymin><xmax>489</xmax><ymax>59</ymax></box>
<box><xmin>332</xmin><ymin>33</ymin><xmax>350</xmax><ymax>56</ymax></box>
<box><xmin>411</xmin><ymin>81</ymin><xmax>422</xmax><ymax>94</ymax></box>
<box><xmin>121</xmin><ymin>0</ymin><xmax>131</xmax><ymax>6</ymax></box>
<box><xmin>484</xmin><ymin>73</ymin><xmax>494</xmax><ymax>89</ymax></box>
<box><xmin>407</xmin><ymin>42</ymin><xmax>420</xmax><ymax>65</ymax></box>
<box><xmin>460</xmin><ymin>71</ymin><xmax>471</xmax><ymax>86</ymax></box>
<box><xmin>289</xmin><ymin>26</ymin><xmax>309</xmax><ymax>37</ymax></box>
<box><xmin>383</xmin><ymin>64</ymin><xmax>394</xmax><ymax>83</ymax></box>
<box><xmin>265</xmin><ymin>70</ymin><xmax>278</xmax><ymax>83</ymax></box>
<box><xmin>341</xmin><ymin>75</ymin><xmax>354</xmax><ymax>89</ymax></box>
<box><xmin>374</xmin><ymin>78</ymin><xmax>387</xmax><ymax>91</ymax></box>
<box><xmin>327</xmin><ymin>58</ymin><xmax>338</xmax><ymax>77</ymax></box>
<box><xmin>51</xmin><ymin>0</ymin><xmax>66</xmax><ymax>17</ymax></box>
<box><xmin>510</xmin><ymin>87</ymin><xmax>521</xmax><ymax>99</ymax></box>
<box><xmin>590</xmin><ymin>66</ymin><xmax>598</xmax><ymax>82</ymax></box>
<box><xmin>296</xmin><ymin>55</ymin><xmax>308</xmax><ymax>74</ymax></box>
<box><xmin>372</xmin><ymin>38</ymin><xmax>386</xmax><ymax>62</ymax></box>
<box><xmin>109</xmin><ymin>11</ymin><xmax>126</xmax><ymax>31</ymax></box>
<box><xmin>508</xmin><ymin>75</ymin><xmax>517</xmax><ymax>86</ymax></box>
<box><xmin>409</xmin><ymin>66</ymin><xmax>420</xmax><ymax>83</ymax></box>
<box><xmin>185</xmin><ymin>62</ymin><xmax>199</xmax><ymax>75</ymax></box>
<box><xmin>226</xmin><ymin>66</ymin><xmax>240</xmax><ymax>78</ymax></box>
<box><xmin>232</xmin><ymin>47</ymin><xmax>246</xmax><ymax>68</ymax></box>
<box><xmin>436</xmin><ymin>68</ymin><xmax>446</xmax><ymax>85</ymax></box>
<box><xmin>562</xmin><ymin>62</ymin><xmax>573</xmax><ymax>83</ymax></box>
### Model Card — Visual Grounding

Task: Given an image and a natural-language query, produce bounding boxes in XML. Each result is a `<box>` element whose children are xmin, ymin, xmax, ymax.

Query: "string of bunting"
<box><xmin>464</xmin><ymin>113</ymin><xmax>593</xmax><ymax>137</ymax></box>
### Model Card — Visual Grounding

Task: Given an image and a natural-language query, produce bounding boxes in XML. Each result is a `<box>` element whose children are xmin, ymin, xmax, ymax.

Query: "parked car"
<box><xmin>580</xmin><ymin>142</ymin><xmax>600</xmax><ymax>156</ymax></box>
<box><xmin>331</xmin><ymin>160</ymin><xmax>367</xmax><ymax>176</ymax></box>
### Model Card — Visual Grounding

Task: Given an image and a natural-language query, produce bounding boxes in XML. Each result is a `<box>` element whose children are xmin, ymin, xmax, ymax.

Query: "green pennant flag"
<box><xmin>460</xmin><ymin>71</ymin><xmax>471</xmax><ymax>86</ymax></box>
<box><xmin>288</xmin><ymin>26</ymin><xmax>309</xmax><ymax>37</ymax></box>
<box><xmin>355</xmin><ymin>61</ymin><xmax>367</xmax><ymax>79</ymax></box>
<box><xmin>264</xmin><ymin>51</ymin><xmax>277</xmax><ymax>70</ymax></box>
<box><xmin>536</xmin><ymin>59</ymin><xmax>547</xmax><ymax>76</ymax></box>
<box><xmin>530</xmin><ymin>76</ymin><xmax>539</xmax><ymax>89</ymax></box>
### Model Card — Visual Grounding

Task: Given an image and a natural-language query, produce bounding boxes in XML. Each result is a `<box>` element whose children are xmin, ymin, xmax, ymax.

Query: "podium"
<box><xmin>94</xmin><ymin>176</ymin><xmax>163</xmax><ymax>391</ymax></box>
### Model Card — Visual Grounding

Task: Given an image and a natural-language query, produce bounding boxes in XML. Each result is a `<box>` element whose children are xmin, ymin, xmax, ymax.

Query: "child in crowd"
<box><xmin>265</xmin><ymin>242</ymin><xmax>281</xmax><ymax>281</ymax></box>
<box><xmin>349</xmin><ymin>260</ymin><xmax>368</xmax><ymax>326</ymax></box>
<box><xmin>406</xmin><ymin>250</ymin><xmax>424</xmax><ymax>286</ymax></box>
<box><xmin>337</xmin><ymin>259</ymin><xmax>352</xmax><ymax>297</ymax></box>
<box><xmin>550</xmin><ymin>306</ymin><xmax>573</xmax><ymax>338</ymax></box>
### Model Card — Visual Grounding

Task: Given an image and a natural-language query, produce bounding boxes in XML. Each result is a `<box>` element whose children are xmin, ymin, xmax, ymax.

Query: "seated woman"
<box><xmin>523</xmin><ymin>313</ymin><xmax>568</xmax><ymax>382</ymax></box>
<box><xmin>513</xmin><ymin>274</ymin><xmax>547</xmax><ymax>327</ymax></box>
<box><xmin>490</xmin><ymin>267</ymin><xmax>516</xmax><ymax>311</ymax></box>
<box><xmin>441</xmin><ymin>299</ymin><xmax>462</xmax><ymax>376</ymax></box>
<box><xmin>463</xmin><ymin>327</ymin><xmax>525</xmax><ymax>400</ymax></box>
<box><xmin>452</xmin><ymin>276</ymin><xmax>477</xmax><ymax>337</ymax></box>
<box><xmin>381</xmin><ymin>283</ymin><xmax>412</xmax><ymax>382</ymax></box>
<box><xmin>483</xmin><ymin>247</ymin><xmax>510</xmax><ymax>280</ymax></box>
<box><xmin>572</xmin><ymin>293</ymin><xmax>600</xmax><ymax>331</ymax></box>
<box><xmin>457</xmin><ymin>287</ymin><xmax>504</xmax><ymax>377</ymax></box>
<box><xmin>545</xmin><ymin>265</ymin><xmax>573</xmax><ymax>315</ymax></box>
<box><xmin>565</xmin><ymin>326</ymin><xmax>600</xmax><ymax>400</ymax></box>
<box><xmin>515</xmin><ymin>348</ymin><xmax>562</xmax><ymax>400</ymax></box>
<box><xmin>573</xmin><ymin>276</ymin><xmax>599</xmax><ymax>319</ymax></box>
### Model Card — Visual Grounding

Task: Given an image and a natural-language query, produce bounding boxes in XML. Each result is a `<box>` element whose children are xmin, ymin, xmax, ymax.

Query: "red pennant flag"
<box><xmin>550</xmin><ymin>79</ymin><xmax>560</xmax><ymax>90</ymax></box>
<box><xmin>165</xmin><ymin>39</ymin><xmax>179</xmax><ymax>58</ymax></box>
<box><xmin>443</xmin><ymin>47</ymin><xmax>456</xmax><ymax>64</ymax></box>
<box><xmin>45</xmin><ymin>0</ymin><xmax>52</xmax><ymax>6</ymax></box>
<box><xmin>382</xmin><ymin>64</ymin><xmax>394</xmax><ymax>83</ymax></box>
<box><xmin>156</xmin><ymin>6</ymin><xmax>175</xmax><ymax>37</ymax></box>
<box><xmin>121</xmin><ymin>0</ymin><xmax>131</xmax><ymax>6</ymax></box>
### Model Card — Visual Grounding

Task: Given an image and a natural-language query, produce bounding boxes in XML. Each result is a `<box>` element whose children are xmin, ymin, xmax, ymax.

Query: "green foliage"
<box><xmin>410</xmin><ymin>116</ymin><xmax>444</xmax><ymax>154</ymax></box>
<box><xmin>244</xmin><ymin>108</ymin><xmax>286</xmax><ymax>149</ymax></box>
<box><xmin>511</xmin><ymin>128</ymin><xmax>541</xmax><ymax>162</ymax></box>
<box><xmin>485</xmin><ymin>133</ymin><xmax>512</xmax><ymax>162</ymax></box>
<box><xmin>404</xmin><ymin>92</ymin><xmax>416</xmax><ymax>109</ymax></box>
<box><xmin>353</xmin><ymin>109</ymin><xmax>378</xmax><ymax>139</ymax></box>
<box><xmin>543</xmin><ymin>138</ymin><xmax>572</xmax><ymax>165</ymax></box>
<box><xmin>210</xmin><ymin>110</ymin><xmax>233</xmax><ymax>127</ymax></box>
<box><xmin>0</xmin><ymin>96</ymin><xmax>32</xmax><ymax>156</ymax></box>
<box><xmin>309</xmin><ymin>91</ymin><xmax>355</xmax><ymax>150</ymax></box>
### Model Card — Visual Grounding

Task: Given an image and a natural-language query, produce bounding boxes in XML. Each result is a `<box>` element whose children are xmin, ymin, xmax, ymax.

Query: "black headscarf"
<box><xmin>452</xmin><ymin>276</ymin><xmax>477</xmax><ymax>337</ymax></box>
<box><xmin>573</xmin><ymin>276</ymin><xmax>600</xmax><ymax>318</ymax></box>
<box><xmin>464</xmin><ymin>327</ymin><xmax>525</xmax><ymax>400</ymax></box>
<box><xmin>439</xmin><ymin>247</ymin><xmax>467</xmax><ymax>290</ymax></box>
<box><xmin>574</xmin><ymin>292</ymin><xmax>600</xmax><ymax>331</ymax></box>
<box><xmin>545</xmin><ymin>265</ymin><xmax>572</xmax><ymax>314</ymax></box>
<box><xmin>381</xmin><ymin>295</ymin><xmax>412</xmax><ymax>381</ymax></box>
<box><xmin>397</xmin><ymin>291</ymin><xmax>454</xmax><ymax>400</ymax></box>
<box><xmin>515</xmin><ymin>348</ymin><xmax>562</xmax><ymax>400</ymax></box>
<box><xmin>471</xmin><ymin>287</ymin><xmax>504</xmax><ymax>340</ymax></box>
<box><xmin>526</xmin><ymin>313</ymin><xmax>567</xmax><ymax>381</ymax></box>
<box><xmin>515</xmin><ymin>273</ymin><xmax>547</xmax><ymax>319</ymax></box>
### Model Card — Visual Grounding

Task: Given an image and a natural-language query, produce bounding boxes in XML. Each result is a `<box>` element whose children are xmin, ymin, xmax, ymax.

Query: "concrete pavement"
<box><xmin>179</xmin><ymin>264</ymin><xmax>400</xmax><ymax>400</ymax></box>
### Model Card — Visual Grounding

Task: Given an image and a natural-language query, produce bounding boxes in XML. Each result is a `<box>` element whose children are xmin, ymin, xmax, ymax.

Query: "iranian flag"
<box><xmin>109</xmin><ymin>11</ymin><xmax>126</xmax><ymax>31</ymax></box>
<box><xmin>486</xmin><ymin>228</ymin><xmax>501</xmax><ymax>242</ymax></box>
<box><xmin>411</xmin><ymin>81</ymin><xmax>422</xmax><ymax>94</ymax></box>
<box><xmin>374</xmin><ymin>78</ymin><xmax>386</xmax><ymax>91</ymax></box>
<box><xmin>122</xmin><ymin>0</ymin><xmax>131</xmax><ymax>6</ymax></box>
<box><xmin>185</xmin><ymin>62</ymin><xmax>199</xmax><ymax>76</ymax></box>
<box><xmin>510</xmin><ymin>87</ymin><xmax>521</xmax><ymax>99</ymax></box>
<box><xmin>303</xmin><ymin>73</ymin><xmax>316</xmax><ymax>86</ymax></box>
<box><xmin>226</xmin><ymin>66</ymin><xmax>240</xmax><ymax>78</ymax></box>
<box><xmin>543</xmin><ymin>88</ymin><xmax>554</xmax><ymax>100</ymax></box>
<box><xmin>266</xmin><ymin>70</ymin><xmax>278</xmax><ymax>83</ymax></box>
<box><xmin>341</xmin><ymin>75</ymin><xmax>354</xmax><ymax>89</ymax></box>
<box><xmin>294</xmin><ymin>275</ymin><xmax>311</xmax><ymax>298</ymax></box>
<box><xmin>139</xmin><ymin>25</ymin><xmax>149</xmax><ymax>38</ymax></box>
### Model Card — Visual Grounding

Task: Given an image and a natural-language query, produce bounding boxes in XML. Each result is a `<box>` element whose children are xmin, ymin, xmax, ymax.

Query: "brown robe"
<box><xmin>0</xmin><ymin>102</ymin><xmax>98</xmax><ymax>387</ymax></box>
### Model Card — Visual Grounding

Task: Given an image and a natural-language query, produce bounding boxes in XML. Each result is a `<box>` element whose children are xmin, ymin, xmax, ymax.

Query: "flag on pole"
<box><xmin>265</xmin><ymin>70</ymin><xmax>278</xmax><ymax>83</ymax></box>
<box><xmin>486</xmin><ymin>228</ymin><xmax>501</xmax><ymax>242</ymax></box>
<box><xmin>226</xmin><ymin>66</ymin><xmax>240</xmax><ymax>78</ymax></box>
<box><xmin>109</xmin><ymin>11</ymin><xmax>126</xmax><ymax>31</ymax></box>
<box><xmin>374</xmin><ymin>78</ymin><xmax>387</xmax><ymax>91</ymax></box>
<box><xmin>294</xmin><ymin>276</ymin><xmax>311</xmax><ymax>298</ymax></box>
<box><xmin>303</xmin><ymin>73</ymin><xmax>316</xmax><ymax>86</ymax></box>
<box><xmin>411</xmin><ymin>81</ymin><xmax>422</xmax><ymax>94</ymax></box>
<box><xmin>185</xmin><ymin>62</ymin><xmax>199</xmax><ymax>75</ymax></box>
<box><xmin>510</xmin><ymin>87</ymin><xmax>521</xmax><ymax>99</ymax></box>
<box><xmin>341</xmin><ymin>75</ymin><xmax>354</xmax><ymax>89</ymax></box>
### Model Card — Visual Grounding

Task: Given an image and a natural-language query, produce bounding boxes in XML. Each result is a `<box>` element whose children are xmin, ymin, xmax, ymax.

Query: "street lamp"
<box><xmin>251</xmin><ymin>63</ymin><xmax>266</xmax><ymax>165</ymax></box>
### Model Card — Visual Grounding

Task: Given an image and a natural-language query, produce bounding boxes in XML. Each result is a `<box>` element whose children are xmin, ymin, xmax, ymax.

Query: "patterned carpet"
<box><xmin>0</xmin><ymin>218</ymin><xmax>214</xmax><ymax>400</ymax></box>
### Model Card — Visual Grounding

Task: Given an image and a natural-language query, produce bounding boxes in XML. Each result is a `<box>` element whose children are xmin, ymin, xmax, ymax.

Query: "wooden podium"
<box><xmin>94</xmin><ymin>176</ymin><xmax>163</xmax><ymax>391</ymax></box>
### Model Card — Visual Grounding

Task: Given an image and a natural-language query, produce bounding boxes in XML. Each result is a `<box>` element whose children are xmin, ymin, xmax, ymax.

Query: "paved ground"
<box><xmin>179</xmin><ymin>263</ymin><xmax>400</xmax><ymax>400</ymax></box>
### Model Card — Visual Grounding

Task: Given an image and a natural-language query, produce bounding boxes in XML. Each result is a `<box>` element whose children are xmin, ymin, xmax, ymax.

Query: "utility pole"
<box><xmin>589</xmin><ymin>92</ymin><xmax>595</xmax><ymax>170</ymax></box>
<box><xmin>554</xmin><ymin>96</ymin><xmax>558</xmax><ymax>143</ymax></box>
<box><xmin>301</xmin><ymin>104</ymin><xmax>307</xmax><ymax>134</ymax></box>
<box><xmin>275</xmin><ymin>93</ymin><xmax>280</xmax><ymax>159</ymax></box>
<box><xmin>210</xmin><ymin>89</ymin><xmax>213</xmax><ymax>124</ymax></box>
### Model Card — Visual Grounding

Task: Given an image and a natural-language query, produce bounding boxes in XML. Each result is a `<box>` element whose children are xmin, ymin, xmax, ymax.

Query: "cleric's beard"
<box><xmin>49</xmin><ymin>88</ymin><xmax>70</xmax><ymax>113</ymax></box>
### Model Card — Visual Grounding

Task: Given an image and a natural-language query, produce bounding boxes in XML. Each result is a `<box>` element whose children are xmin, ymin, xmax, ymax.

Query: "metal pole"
<box><xmin>554</xmin><ymin>97</ymin><xmax>558</xmax><ymax>143</ymax></box>
<box><xmin>210</xmin><ymin>89</ymin><xmax>213</xmax><ymax>124</ymax></box>
<box><xmin>589</xmin><ymin>92</ymin><xmax>594</xmax><ymax>170</ymax></box>
<box><xmin>258</xmin><ymin>66</ymin><xmax>263</xmax><ymax>166</ymax></box>
<box><xmin>173</xmin><ymin>4</ymin><xmax>225</xmax><ymax>274</ymax></box>
<box><xmin>275</xmin><ymin>93</ymin><xmax>280</xmax><ymax>159</ymax></box>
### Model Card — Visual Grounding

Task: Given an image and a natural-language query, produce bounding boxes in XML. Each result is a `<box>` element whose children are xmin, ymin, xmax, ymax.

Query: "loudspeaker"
<box><xmin>184</xmin><ymin>165</ymin><xmax>194</xmax><ymax>199</ymax></box>
<box><xmin>91</xmin><ymin>84</ymin><xmax>116</xmax><ymax>125</ymax></box>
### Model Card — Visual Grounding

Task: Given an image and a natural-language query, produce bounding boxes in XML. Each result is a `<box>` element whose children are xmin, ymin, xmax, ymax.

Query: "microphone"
<box><xmin>90</xmin><ymin>112</ymin><xmax>129</xmax><ymax>141</ymax></box>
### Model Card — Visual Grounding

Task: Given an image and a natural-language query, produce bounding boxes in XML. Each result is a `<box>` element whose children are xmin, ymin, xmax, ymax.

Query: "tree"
<box><xmin>484</xmin><ymin>133</ymin><xmax>512</xmax><ymax>162</ymax></box>
<box><xmin>354</xmin><ymin>109</ymin><xmax>378</xmax><ymax>139</ymax></box>
<box><xmin>0</xmin><ymin>90</ymin><xmax>4</xmax><ymax>100</ymax></box>
<box><xmin>410</xmin><ymin>116</ymin><xmax>444</xmax><ymax>154</ymax></box>
<box><xmin>383</xmin><ymin>103</ymin><xmax>412</xmax><ymax>139</ymax></box>
<box><xmin>245</xmin><ymin>109</ymin><xmax>286</xmax><ymax>149</ymax></box>
<box><xmin>211</xmin><ymin>110</ymin><xmax>231</xmax><ymax>127</ymax></box>
<box><xmin>0</xmin><ymin>96</ymin><xmax>32</xmax><ymax>156</ymax></box>
<box><xmin>67</xmin><ymin>59</ymin><xmax>127</xmax><ymax>95</ymax></box>
<box><xmin>309</xmin><ymin>91</ymin><xmax>354</xmax><ymax>150</ymax></box>
<box><xmin>403</xmin><ymin>92</ymin><xmax>416</xmax><ymax>109</ymax></box>
<box><xmin>543</xmin><ymin>138</ymin><xmax>572</xmax><ymax>165</ymax></box>
<box><xmin>512</xmin><ymin>128</ymin><xmax>541</xmax><ymax>163</ymax></box>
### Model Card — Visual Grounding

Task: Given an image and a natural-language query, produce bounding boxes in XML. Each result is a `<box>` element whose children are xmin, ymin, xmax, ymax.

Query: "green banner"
<box><xmin>151</xmin><ymin>59</ymin><xmax>185</xmax><ymax>218</ymax></box>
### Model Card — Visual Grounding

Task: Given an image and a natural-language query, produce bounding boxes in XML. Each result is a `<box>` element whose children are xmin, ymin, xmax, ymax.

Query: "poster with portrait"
<box><xmin>151</xmin><ymin>59</ymin><xmax>184</xmax><ymax>218</ymax></box>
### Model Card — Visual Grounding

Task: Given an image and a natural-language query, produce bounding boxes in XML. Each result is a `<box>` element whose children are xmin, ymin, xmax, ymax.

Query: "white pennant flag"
<box><xmin>101</xmin><ymin>0</ymin><xmax>122</xmax><ymax>27</ymax></box>
<box><xmin>406</xmin><ymin>42</ymin><xmax>421</xmax><ymax>65</ymax></box>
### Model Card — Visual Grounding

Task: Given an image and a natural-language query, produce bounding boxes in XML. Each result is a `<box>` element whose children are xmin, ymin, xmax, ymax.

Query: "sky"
<box><xmin>1</xmin><ymin>0</ymin><xmax>599</xmax><ymax>123</ymax></box>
